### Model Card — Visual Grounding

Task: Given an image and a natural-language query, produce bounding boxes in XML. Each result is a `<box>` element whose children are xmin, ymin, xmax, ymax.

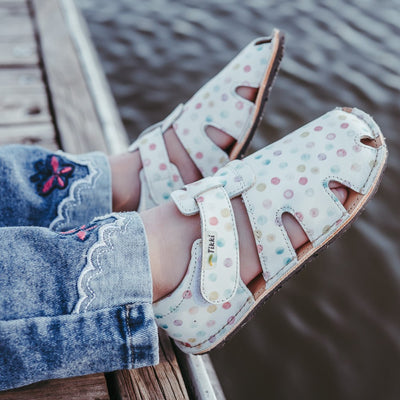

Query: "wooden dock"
<box><xmin>0</xmin><ymin>0</ymin><xmax>224</xmax><ymax>398</ymax></box>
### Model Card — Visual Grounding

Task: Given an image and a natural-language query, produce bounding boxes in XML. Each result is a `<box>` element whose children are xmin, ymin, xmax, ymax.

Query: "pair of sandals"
<box><xmin>129</xmin><ymin>29</ymin><xmax>388</xmax><ymax>354</ymax></box>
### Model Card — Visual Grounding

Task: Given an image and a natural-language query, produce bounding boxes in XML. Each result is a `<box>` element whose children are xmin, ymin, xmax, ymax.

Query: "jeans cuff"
<box><xmin>0</xmin><ymin>304</ymin><xmax>159</xmax><ymax>391</ymax></box>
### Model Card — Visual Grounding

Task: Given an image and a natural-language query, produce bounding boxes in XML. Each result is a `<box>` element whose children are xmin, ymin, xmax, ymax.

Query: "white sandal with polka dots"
<box><xmin>152</xmin><ymin>107</ymin><xmax>387</xmax><ymax>354</ymax></box>
<box><xmin>129</xmin><ymin>29</ymin><xmax>285</xmax><ymax>211</ymax></box>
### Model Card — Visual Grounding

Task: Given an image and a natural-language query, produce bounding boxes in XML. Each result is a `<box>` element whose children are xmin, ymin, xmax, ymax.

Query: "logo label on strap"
<box><xmin>206</xmin><ymin>231</ymin><xmax>217</xmax><ymax>268</ymax></box>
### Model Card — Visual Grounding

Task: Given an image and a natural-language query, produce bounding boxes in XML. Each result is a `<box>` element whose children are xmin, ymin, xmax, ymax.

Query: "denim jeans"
<box><xmin>0</xmin><ymin>145</ymin><xmax>159</xmax><ymax>391</ymax></box>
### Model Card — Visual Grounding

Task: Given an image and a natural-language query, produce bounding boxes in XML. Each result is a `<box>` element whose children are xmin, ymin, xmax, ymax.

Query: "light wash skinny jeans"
<box><xmin>0</xmin><ymin>145</ymin><xmax>159</xmax><ymax>391</ymax></box>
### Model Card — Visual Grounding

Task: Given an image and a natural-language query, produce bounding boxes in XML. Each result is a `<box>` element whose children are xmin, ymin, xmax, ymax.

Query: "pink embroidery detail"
<box><xmin>30</xmin><ymin>154</ymin><xmax>75</xmax><ymax>196</ymax></box>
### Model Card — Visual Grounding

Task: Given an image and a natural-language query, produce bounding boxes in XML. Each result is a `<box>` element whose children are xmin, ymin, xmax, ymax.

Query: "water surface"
<box><xmin>77</xmin><ymin>1</ymin><xmax>400</xmax><ymax>398</ymax></box>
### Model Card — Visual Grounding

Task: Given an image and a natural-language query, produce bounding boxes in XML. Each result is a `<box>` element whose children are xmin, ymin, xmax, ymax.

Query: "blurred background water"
<box><xmin>76</xmin><ymin>0</ymin><xmax>400</xmax><ymax>398</ymax></box>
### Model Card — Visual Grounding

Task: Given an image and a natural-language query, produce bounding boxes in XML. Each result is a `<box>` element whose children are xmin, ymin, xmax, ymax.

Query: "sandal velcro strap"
<box><xmin>171</xmin><ymin>160</ymin><xmax>256</xmax><ymax>215</ymax></box>
<box><xmin>138</xmin><ymin>127</ymin><xmax>184</xmax><ymax>205</ymax></box>
<box><xmin>171</xmin><ymin>175</ymin><xmax>242</xmax><ymax>304</ymax></box>
<box><xmin>196</xmin><ymin>185</ymin><xmax>240</xmax><ymax>304</ymax></box>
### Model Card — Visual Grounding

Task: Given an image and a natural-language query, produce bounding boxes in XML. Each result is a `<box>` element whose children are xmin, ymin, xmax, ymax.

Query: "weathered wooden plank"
<box><xmin>60</xmin><ymin>0</ymin><xmax>129</xmax><ymax>154</ymax></box>
<box><xmin>0</xmin><ymin>90</ymin><xmax>51</xmax><ymax>125</ymax></box>
<box><xmin>0</xmin><ymin>123</ymin><xmax>57</xmax><ymax>149</ymax></box>
<box><xmin>0</xmin><ymin>68</ymin><xmax>43</xmax><ymax>88</ymax></box>
<box><xmin>0</xmin><ymin>16</ymin><xmax>35</xmax><ymax>37</ymax></box>
<box><xmin>108</xmin><ymin>331</ymin><xmax>189</xmax><ymax>400</ymax></box>
<box><xmin>0</xmin><ymin>40</ymin><xmax>38</xmax><ymax>66</ymax></box>
<box><xmin>0</xmin><ymin>0</ymin><xmax>28</xmax><ymax>16</ymax></box>
<box><xmin>31</xmin><ymin>0</ymin><xmax>108</xmax><ymax>154</ymax></box>
<box><xmin>0</xmin><ymin>373</ymin><xmax>110</xmax><ymax>400</ymax></box>
<box><xmin>0</xmin><ymin>0</ymin><xmax>27</xmax><ymax>5</ymax></box>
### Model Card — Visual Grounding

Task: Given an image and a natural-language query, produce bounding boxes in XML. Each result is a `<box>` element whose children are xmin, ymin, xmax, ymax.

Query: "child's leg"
<box><xmin>0</xmin><ymin>212</ymin><xmax>157</xmax><ymax>391</ymax></box>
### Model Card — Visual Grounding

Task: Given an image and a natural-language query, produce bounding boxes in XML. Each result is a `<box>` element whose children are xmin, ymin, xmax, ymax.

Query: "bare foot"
<box><xmin>142</xmin><ymin>182</ymin><xmax>348</xmax><ymax>302</ymax></box>
<box><xmin>109</xmin><ymin>86</ymin><xmax>259</xmax><ymax>212</ymax></box>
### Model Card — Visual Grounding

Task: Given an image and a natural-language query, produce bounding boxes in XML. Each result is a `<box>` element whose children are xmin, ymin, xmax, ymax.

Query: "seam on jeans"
<box><xmin>73</xmin><ymin>214</ymin><xmax>132</xmax><ymax>313</ymax></box>
<box><xmin>49</xmin><ymin>152</ymin><xmax>101</xmax><ymax>231</ymax></box>
<box><xmin>125</xmin><ymin>305</ymin><xmax>133</xmax><ymax>368</ymax></box>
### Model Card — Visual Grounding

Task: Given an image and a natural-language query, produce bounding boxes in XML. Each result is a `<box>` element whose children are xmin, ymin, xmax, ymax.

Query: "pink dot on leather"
<box><xmin>195</xmin><ymin>103</ymin><xmax>202</xmax><ymax>109</ymax></box>
<box><xmin>196</xmin><ymin>152</ymin><xmax>203</xmax><ymax>159</ymax></box>
<box><xmin>295</xmin><ymin>212</ymin><xmax>304</xmax><ymax>221</ymax></box>
<box><xmin>263</xmin><ymin>199</ymin><xmax>272</xmax><ymax>209</ymax></box>
<box><xmin>271</xmin><ymin>177</ymin><xmax>280</xmax><ymax>185</ymax></box>
<box><xmin>223</xmin><ymin>302</ymin><xmax>231</xmax><ymax>310</ymax></box>
<box><xmin>235</xmin><ymin>120</ymin><xmax>242</xmax><ymax>127</ymax></box>
<box><xmin>284</xmin><ymin>189</ymin><xmax>294</xmax><ymax>199</ymax></box>
<box><xmin>159</xmin><ymin>163</ymin><xmax>167</xmax><ymax>170</ymax></box>
<box><xmin>314</xmin><ymin>126</ymin><xmax>323</xmax><ymax>131</ymax></box>
<box><xmin>189</xmin><ymin>307</ymin><xmax>198</xmax><ymax>314</ymax></box>
<box><xmin>299</xmin><ymin>177</ymin><xmax>308</xmax><ymax>185</ymax></box>
<box><xmin>149</xmin><ymin>143</ymin><xmax>156</xmax><ymax>150</ymax></box>
<box><xmin>209</xmin><ymin>217</ymin><xmax>218</xmax><ymax>226</ymax></box>
<box><xmin>236</xmin><ymin>101</ymin><xmax>243</xmax><ymax>110</ymax></box>
<box><xmin>244</xmin><ymin>65</ymin><xmax>251</xmax><ymax>72</ymax></box>
<box><xmin>326</xmin><ymin>133</ymin><xmax>336</xmax><ymax>140</ymax></box>
<box><xmin>341</xmin><ymin>123</ymin><xmax>349</xmax><ymax>128</ymax></box>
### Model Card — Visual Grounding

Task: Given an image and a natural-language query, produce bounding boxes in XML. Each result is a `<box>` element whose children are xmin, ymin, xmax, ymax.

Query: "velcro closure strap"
<box><xmin>139</xmin><ymin>128</ymin><xmax>183</xmax><ymax>205</ymax></box>
<box><xmin>171</xmin><ymin>160</ymin><xmax>256</xmax><ymax>215</ymax></box>
<box><xmin>184</xmin><ymin>176</ymin><xmax>223</xmax><ymax>198</ymax></box>
<box><xmin>196</xmin><ymin>185</ymin><xmax>240</xmax><ymax>304</ymax></box>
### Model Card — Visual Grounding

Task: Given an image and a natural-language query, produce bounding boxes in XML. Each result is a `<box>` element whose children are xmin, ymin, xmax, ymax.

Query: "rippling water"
<box><xmin>77</xmin><ymin>0</ymin><xmax>400</xmax><ymax>398</ymax></box>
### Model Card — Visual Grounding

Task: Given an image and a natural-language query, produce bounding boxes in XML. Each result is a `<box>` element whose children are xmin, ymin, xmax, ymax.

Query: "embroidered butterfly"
<box><xmin>30</xmin><ymin>155</ymin><xmax>75</xmax><ymax>196</ymax></box>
